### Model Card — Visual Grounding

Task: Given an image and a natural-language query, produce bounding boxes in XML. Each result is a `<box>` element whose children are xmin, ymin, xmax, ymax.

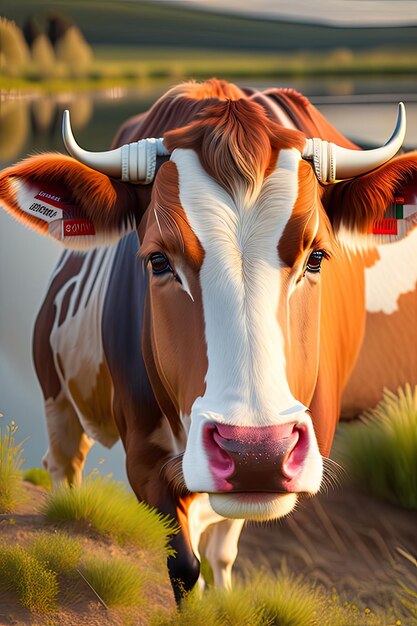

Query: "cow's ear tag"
<box><xmin>394</xmin><ymin>196</ymin><xmax>404</xmax><ymax>219</ymax></box>
<box><xmin>48</xmin><ymin>218</ymin><xmax>96</xmax><ymax>241</ymax></box>
<box><xmin>371</xmin><ymin>193</ymin><xmax>417</xmax><ymax>237</ymax></box>
<box><xmin>14</xmin><ymin>180</ymin><xmax>65</xmax><ymax>224</ymax></box>
<box><xmin>372</xmin><ymin>217</ymin><xmax>397</xmax><ymax>235</ymax></box>
<box><xmin>12</xmin><ymin>179</ymin><xmax>96</xmax><ymax>242</ymax></box>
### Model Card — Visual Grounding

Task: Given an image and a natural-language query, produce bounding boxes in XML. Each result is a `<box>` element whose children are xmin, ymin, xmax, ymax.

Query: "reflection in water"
<box><xmin>54</xmin><ymin>95</ymin><xmax>93</xmax><ymax>130</ymax></box>
<box><xmin>2</xmin><ymin>76</ymin><xmax>417</xmax><ymax>164</ymax></box>
<box><xmin>31</xmin><ymin>98</ymin><xmax>55</xmax><ymax>133</ymax></box>
<box><xmin>0</xmin><ymin>99</ymin><xmax>29</xmax><ymax>161</ymax></box>
<box><xmin>0</xmin><ymin>94</ymin><xmax>94</xmax><ymax>163</ymax></box>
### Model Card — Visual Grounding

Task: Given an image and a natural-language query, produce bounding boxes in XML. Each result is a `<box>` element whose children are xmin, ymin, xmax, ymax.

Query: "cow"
<box><xmin>1</xmin><ymin>79</ymin><xmax>417</xmax><ymax>602</ymax></box>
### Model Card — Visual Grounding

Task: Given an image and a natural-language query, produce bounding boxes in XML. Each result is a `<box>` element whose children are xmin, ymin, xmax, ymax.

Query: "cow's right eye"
<box><xmin>149</xmin><ymin>252</ymin><xmax>172</xmax><ymax>275</ymax></box>
<box><xmin>306</xmin><ymin>250</ymin><xmax>325</xmax><ymax>274</ymax></box>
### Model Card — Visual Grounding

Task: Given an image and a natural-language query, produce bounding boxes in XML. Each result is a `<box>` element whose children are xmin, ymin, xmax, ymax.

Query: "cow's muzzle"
<box><xmin>203</xmin><ymin>422</ymin><xmax>309</xmax><ymax>493</ymax></box>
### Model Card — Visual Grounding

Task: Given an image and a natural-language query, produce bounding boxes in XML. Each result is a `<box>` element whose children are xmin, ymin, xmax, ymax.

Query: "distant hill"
<box><xmin>3</xmin><ymin>0</ymin><xmax>417</xmax><ymax>52</ymax></box>
<box><xmin>186</xmin><ymin>0</ymin><xmax>417</xmax><ymax>28</ymax></box>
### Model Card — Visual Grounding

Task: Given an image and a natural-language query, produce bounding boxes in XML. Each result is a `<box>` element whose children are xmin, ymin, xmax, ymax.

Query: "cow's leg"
<box><xmin>150</xmin><ymin>493</ymin><xmax>201</xmax><ymax>604</ymax></box>
<box><xmin>124</xmin><ymin>439</ymin><xmax>200</xmax><ymax>604</ymax></box>
<box><xmin>169</xmin><ymin>500</ymin><xmax>202</xmax><ymax>603</ymax></box>
<box><xmin>204</xmin><ymin>518</ymin><xmax>245</xmax><ymax>589</ymax></box>
<box><xmin>188</xmin><ymin>494</ymin><xmax>244</xmax><ymax>590</ymax></box>
<box><xmin>42</xmin><ymin>393</ymin><xmax>94</xmax><ymax>486</ymax></box>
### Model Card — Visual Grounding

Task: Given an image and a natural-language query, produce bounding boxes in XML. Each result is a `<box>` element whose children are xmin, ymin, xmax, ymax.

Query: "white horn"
<box><xmin>62</xmin><ymin>109</ymin><xmax>170</xmax><ymax>184</ymax></box>
<box><xmin>302</xmin><ymin>102</ymin><xmax>406</xmax><ymax>183</ymax></box>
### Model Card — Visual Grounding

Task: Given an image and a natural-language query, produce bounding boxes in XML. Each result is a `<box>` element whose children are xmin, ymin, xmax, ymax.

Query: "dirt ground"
<box><xmin>237</xmin><ymin>483</ymin><xmax>417</xmax><ymax>618</ymax></box>
<box><xmin>0</xmin><ymin>483</ymin><xmax>174</xmax><ymax>626</ymax></box>
<box><xmin>0</xmin><ymin>482</ymin><xmax>416</xmax><ymax>624</ymax></box>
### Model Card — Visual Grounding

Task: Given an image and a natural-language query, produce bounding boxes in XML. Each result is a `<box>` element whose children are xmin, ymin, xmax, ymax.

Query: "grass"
<box><xmin>334</xmin><ymin>385</ymin><xmax>417</xmax><ymax>509</ymax></box>
<box><xmin>152</xmin><ymin>570</ymin><xmax>389</xmax><ymax>626</ymax></box>
<box><xmin>0</xmin><ymin>544</ymin><xmax>58</xmax><ymax>613</ymax></box>
<box><xmin>0</xmin><ymin>418</ymin><xmax>412</xmax><ymax>622</ymax></box>
<box><xmin>0</xmin><ymin>533</ymin><xmax>406</xmax><ymax>622</ymax></box>
<box><xmin>28</xmin><ymin>531</ymin><xmax>147</xmax><ymax>609</ymax></box>
<box><xmin>0</xmin><ymin>420</ymin><xmax>27</xmax><ymax>513</ymax></box>
<box><xmin>0</xmin><ymin>532</ymin><xmax>149</xmax><ymax>613</ymax></box>
<box><xmin>397</xmin><ymin>549</ymin><xmax>417</xmax><ymax>623</ymax></box>
<box><xmin>23</xmin><ymin>467</ymin><xmax>52</xmax><ymax>491</ymax></box>
<box><xmin>399</xmin><ymin>579</ymin><xmax>417</xmax><ymax>623</ymax></box>
<box><xmin>79</xmin><ymin>556</ymin><xmax>146</xmax><ymax>607</ymax></box>
<box><xmin>41</xmin><ymin>476</ymin><xmax>178</xmax><ymax>555</ymax></box>
<box><xmin>28</xmin><ymin>532</ymin><xmax>82</xmax><ymax>576</ymax></box>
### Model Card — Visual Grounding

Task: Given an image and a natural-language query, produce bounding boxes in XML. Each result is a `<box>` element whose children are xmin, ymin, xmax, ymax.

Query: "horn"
<box><xmin>62</xmin><ymin>109</ymin><xmax>170</xmax><ymax>184</ymax></box>
<box><xmin>302</xmin><ymin>102</ymin><xmax>406</xmax><ymax>183</ymax></box>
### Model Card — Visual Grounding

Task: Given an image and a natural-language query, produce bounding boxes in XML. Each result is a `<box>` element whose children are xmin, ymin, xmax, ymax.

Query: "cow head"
<box><xmin>1</xmin><ymin>91</ymin><xmax>415</xmax><ymax>522</ymax></box>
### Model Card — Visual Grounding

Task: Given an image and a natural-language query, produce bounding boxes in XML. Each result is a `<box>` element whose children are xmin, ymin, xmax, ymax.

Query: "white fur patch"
<box><xmin>173</xmin><ymin>147</ymin><xmax>302</xmax><ymax>426</ymax></box>
<box><xmin>209</xmin><ymin>492</ymin><xmax>297</xmax><ymax>521</ymax></box>
<box><xmin>173</xmin><ymin>147</ymin><xmax>323</xmax><ymax>502</ymax></box>
<box><xmin>365</xmin><ymin>225</ymin><xmax>417</xmax><ymax>314</ymax></box>
<box><xmin>49</xmin><ymin>245</ymin><xmax>119</xmax><ymax>447</ymax></box>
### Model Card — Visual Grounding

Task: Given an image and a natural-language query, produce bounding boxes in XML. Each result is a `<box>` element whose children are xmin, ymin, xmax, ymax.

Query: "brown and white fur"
<box><xmin>1</xmin><ymin>79</ymin><xmax>416</xmax><ymax>601</ymax></box>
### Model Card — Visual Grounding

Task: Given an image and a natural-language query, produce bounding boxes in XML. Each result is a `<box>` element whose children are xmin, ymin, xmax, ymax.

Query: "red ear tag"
<box><xmin>48</xmin><ymin>218</ymin><xmax>96</xmax><ymax>241</ymax></box>
<box><xmin>372</xmin><ymin>218</ymin><xmax>398</xmax><ymax>235</ymax></box>
<box><xmin>63</xmin><ymin>219</ymin><xmax>96</xmax><ymax>237</ymax></box>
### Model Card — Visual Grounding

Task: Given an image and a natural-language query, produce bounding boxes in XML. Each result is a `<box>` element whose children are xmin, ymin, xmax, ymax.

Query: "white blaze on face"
<box><xmin>173</xmin><ymin>147</ymin><xmax>323</xmax><ymax>506</ymax></box>
<box><xmin>172</xmin><ymin>147</ymin><xmax>304</xmax><ymax>424</ymax></box>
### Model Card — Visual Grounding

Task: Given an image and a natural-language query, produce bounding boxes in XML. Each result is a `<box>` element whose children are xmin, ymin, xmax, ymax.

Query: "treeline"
<box><xmin>0</xmin><ymin>13</ymin><xmax>92</xmax><ymax>78</ymax></box>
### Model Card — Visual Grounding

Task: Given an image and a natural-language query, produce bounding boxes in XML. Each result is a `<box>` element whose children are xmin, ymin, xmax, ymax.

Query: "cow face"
<box><xmin>139</xmin><ymin>102</ymin><xmax>329</xmax><ymax>521</ymax></box>
<box><xmin>0</xmin><ymin>89</ymin><xmax>413</xmax><ymax>523</ymax></box>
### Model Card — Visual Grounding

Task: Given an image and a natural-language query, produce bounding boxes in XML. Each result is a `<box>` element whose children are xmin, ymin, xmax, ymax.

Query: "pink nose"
<box><xmin>203</xmin><ymin>422</ymin><xmax>309</xmax><ymax>493</ymax></box>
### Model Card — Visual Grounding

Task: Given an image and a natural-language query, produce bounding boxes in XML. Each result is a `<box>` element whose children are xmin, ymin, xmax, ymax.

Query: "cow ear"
<box><xmin>0</xmin><ymin>154</ymin><xmax>152</xmax><ymax>249</ymax></box>
<box><xmin>323</xmin><ymin>153</ymin><xmax>417</xmax><ymax>249</ymax></box>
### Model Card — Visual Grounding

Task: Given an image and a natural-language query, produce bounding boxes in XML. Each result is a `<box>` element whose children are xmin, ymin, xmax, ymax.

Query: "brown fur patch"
<box><xmin>140</xmin><ymin>161</ymin><xmax>204</xmax><ymax>271</ymax></box>
<box><xmin>342</xmin><ymin>286</ymin><xmax>417</xmax><ymax>417</ymax></box>
<box><xmin>33</xmin><ymin>252</ymin><xmax>86</xmax><ymax>400</ymax></box>
<box><xmin>0</xmin><ymin>154</ymin><xmax>147</xmax><ymax>236</ymax></box>
<box><xmin>325</xmin><ymin>152</ymin><xmax>417</xmax><ymax>235</ymax></box>
<box><xmin>164</xmin><ymin>99</ymin><xmax>306</xmax><ymax>202</ymax></box>
<box><xmin>166</xmin><ymin>78</ymin><xmax>245</xmax><ymax>102</ymax></box>
<box><xmin>68</xmin><ymin>361</ymin><xmax>119</xmax><ymax>445</ymax></box>
<box><xmin>279</xmin><ymin>160</ymin><xmax>333</xmax><ymax>268</ymax></box>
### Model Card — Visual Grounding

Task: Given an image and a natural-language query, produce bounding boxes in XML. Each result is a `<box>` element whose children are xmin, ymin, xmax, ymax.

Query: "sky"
<box><xmin>177</xmin><ymin>0</ymin><xmax>417</xmax><ymax>27</ymax></box>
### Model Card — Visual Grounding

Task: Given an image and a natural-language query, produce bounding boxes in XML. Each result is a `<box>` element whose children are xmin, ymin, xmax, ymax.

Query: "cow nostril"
<box><xmin>212</xmin><ymin>434</ymin><xmax>234</xmax><ymax>473</ymax></box>
<box><xmin>204</xmin><ymin>426</ymin><xmax>235</xmax><ymax>478</ymax></box>
<box><xmin>282</xmin><ymin>424</ymin><xmax>308</xmax><ymax>480</ymax></box>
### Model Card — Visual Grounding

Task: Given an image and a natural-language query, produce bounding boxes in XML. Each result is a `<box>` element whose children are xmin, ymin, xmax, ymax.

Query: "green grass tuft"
<box><xmin>42</xmin><ymin>476</ymin><xmax>178</xmax><ymax>555</ymax></box>
<box><xmin>0</xmin><ymin>544</ymin><xmax>58</xmax><ymax>613</ymax></box>
<box><xmin>152</xmin><ymin>571</ymin><xmax>388</xmax><ymax>626</ymax></box>
<box><xmin>79</xmin><ymin>556</ymin><xmax>146</xmax><ymax>607</ymax></box>
<box><xmin>28</xmin><ymin>532</ymin><xmax>82</xmax><ymax>576</ymax></box>
<box><xmin>0</xmin><ymin>420</ymin><xmax>27</xmax><ymax>513</ymax></box>
<box><xmin>23</xmin><ymin>467</ymin><xmax>52</xmax><ymax>491</ymax></box>
<box><xmin>334</xmin><ymin>385</ymin><xmax>417</xmax><ymax>509</ymax></box>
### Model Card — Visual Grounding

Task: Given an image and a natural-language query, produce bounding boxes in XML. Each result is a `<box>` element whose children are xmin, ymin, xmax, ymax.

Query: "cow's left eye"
<box><xmin>306</xmin><ymin>250</ymin><xmax>325</xmax><ymax>273</ymax></box>
<box><xmin>149</xmin><ymin>252</ymin><xmax>173</xmax><ymax>275</ymax></box>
